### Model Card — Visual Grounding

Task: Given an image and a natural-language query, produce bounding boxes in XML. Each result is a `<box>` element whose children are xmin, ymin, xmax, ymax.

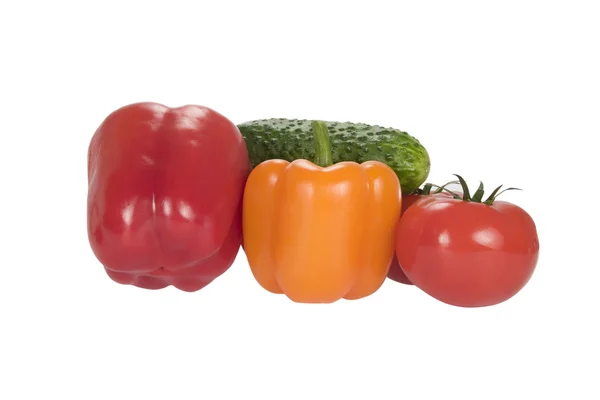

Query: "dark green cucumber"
<box><xmin>237</xmin><ymin>118</ymin><xmax>431</xmax><ymax>194</ymax></box>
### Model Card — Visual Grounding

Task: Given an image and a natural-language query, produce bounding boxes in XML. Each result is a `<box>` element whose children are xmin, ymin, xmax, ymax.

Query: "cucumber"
<box><xmin>237</xmin><ymin>118</ymin><xmax>431</xmax><ymax>194</ymax></box>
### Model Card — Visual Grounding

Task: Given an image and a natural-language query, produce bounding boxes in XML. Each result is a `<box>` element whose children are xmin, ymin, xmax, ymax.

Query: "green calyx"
<box><xmin>450</xmin><ymin>174</ymin><xmax>521</xmax><ymax>205</ymax></box>
<box><xmin>412</xmin><ymin>180</ymin><xmax>460</xmax><ymax>196</ymax></box>
<box><xmin>311</xmin><ymin>120</ymin><xmax>333</xmax><ymax>167</ymax></box>
<box><xmin>409</xmin><ymin>175</ymin><xmax>521</xmax><ymax>205</ymax></box>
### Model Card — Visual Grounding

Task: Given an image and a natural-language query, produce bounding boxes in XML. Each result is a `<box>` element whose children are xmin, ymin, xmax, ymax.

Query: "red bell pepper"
<box><xmin>87</xmin><ymin>102</ymin><xmax>250</xmax><ymax>292</ymax></box>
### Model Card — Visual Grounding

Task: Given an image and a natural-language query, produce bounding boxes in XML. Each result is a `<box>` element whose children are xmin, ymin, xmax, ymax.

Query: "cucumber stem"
<box><xmin>311</xmin><ymin>120</ymin><xmax>333</xmax><ymax>167</ymax></box>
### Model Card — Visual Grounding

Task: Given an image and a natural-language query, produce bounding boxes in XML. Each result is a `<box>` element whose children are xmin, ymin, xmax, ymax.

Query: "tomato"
<box><xmin>387</xmin><ymin>193</ymin><xmax>424</xmax><ymax>285</ymax></box>
<box><xmin>394</xmin><ymin>176</ymin><xmax>539</xmax><ymax>307</ymax></box>
<box><xmin>386</xmin><ymin>256</ymin><xmax>413</xmax><ymax>285</ymax></box>
<box><xmin>387</xmin><ymin>183</ymin><xmax>461</xmax><ymax>286</ymax></box>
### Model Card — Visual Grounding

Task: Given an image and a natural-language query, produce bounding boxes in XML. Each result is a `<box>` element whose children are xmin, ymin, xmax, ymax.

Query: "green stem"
<box><xmin>311</xmin><ymin>120</ymin><xmax>333</xmax><ymax>167</ymax></box>
<box><xmin>421</xmin><ymin>183</ymin><xmax>434</xmax><ymax>195</ymax></box>
<box><xmin>453</xmin><ymin>174</ymin><xmax>522</xmax><ymax>205</ymax></box>
<box><xmin>471</xmin><ymin>182</ymin><xmax>485</xmax><ymax>202</ymax></box>
<box><xmin>408</xmin><ymin>180</ymin><xmax>459</xmax><ymax>196</ymax></box>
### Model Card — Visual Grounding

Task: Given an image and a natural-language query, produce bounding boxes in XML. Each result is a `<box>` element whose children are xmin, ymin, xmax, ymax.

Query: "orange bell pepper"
<box><xmin>242</xmin><ymin>121</ymin><xmax>402</xmax><ymax>303</ymax></box>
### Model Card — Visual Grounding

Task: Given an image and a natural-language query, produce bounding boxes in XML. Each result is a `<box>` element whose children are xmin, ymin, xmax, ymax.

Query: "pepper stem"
<box><xmin>311</xmin><ymin>120</ymin><xmax>333</xmax><ymax>167</ymax></box>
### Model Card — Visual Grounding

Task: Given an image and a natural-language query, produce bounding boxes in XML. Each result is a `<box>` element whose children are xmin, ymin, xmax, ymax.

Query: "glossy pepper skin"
<box><xmin>242</xmin><ymin>121</ymin><xmax>402</xmax><ymax>303</ymax></box>
<box><xmin>87</xmin><ymin>102</ymin><xmax>250</xmax><ymax>292</ymax></box>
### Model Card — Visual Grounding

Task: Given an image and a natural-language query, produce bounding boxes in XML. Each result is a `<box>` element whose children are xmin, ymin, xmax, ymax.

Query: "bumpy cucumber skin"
<box><xmin>238</xmin><ymin>118</ymin><xmax>431</xmax><ymax>194</ymax></box>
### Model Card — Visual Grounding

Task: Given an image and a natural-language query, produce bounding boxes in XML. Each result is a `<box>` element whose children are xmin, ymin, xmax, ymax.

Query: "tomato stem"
<box><xmin>484</xmin><ymin>186</ymin><xmax>522</xmax><ymax>205</ymax></box>
<box><xmin>453</xmin><ymin>174</ymin><xmax>472</xmax><ymax>200</ymax></box>
<box><xmin>421</xmin><ymin>183</ymin><xmax>434</xmax><ymax>195</ymax></box>
<box><xmin>433</xmin><ymin>180</ymin><xmax>461</xmax><ymax>197</ymax></box>
<box><xmin>450</xmin><ymin>174</ymin><xmax>522</xmax><ymax>204</ymax></box>
<box><xmin>411</xmin><ymin>180</ymin><xmax>459</xmax><ymax>196</ymax></box>
<box><xmin>471</xmin><ymin>182</ymin><xmax>485</xmax><ymax>202</ymax></box>
<box><xmin>311</xmin><ymin>120</ymin><xmax>333</xmax><ymax>167</ymax></box>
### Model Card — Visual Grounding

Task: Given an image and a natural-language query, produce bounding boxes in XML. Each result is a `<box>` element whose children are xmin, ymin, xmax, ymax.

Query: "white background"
<box><xmin>1</xmin><ymin>1</ymin><xmax>598</xmax><ymax>399</ymax></box>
